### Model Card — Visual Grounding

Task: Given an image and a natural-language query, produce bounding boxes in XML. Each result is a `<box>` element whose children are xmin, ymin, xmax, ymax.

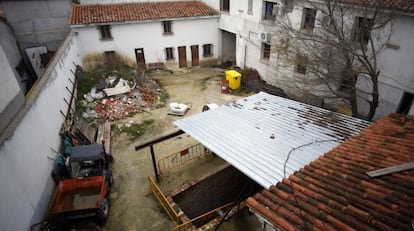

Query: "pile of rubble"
<box><xmin>80</xmin><ymin>71</ymin><xmax>161</xmax><ymax>121</ymax></box>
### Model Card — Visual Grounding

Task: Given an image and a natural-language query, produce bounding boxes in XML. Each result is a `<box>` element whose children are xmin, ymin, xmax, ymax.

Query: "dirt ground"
<box><xmin>101</xmin><ymin>68</ymin><xmax>262</xmax><ymax>230</ymax></box>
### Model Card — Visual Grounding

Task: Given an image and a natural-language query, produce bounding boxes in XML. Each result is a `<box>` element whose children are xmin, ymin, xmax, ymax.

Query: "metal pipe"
<box><xmin>150</xmin><ymin>145</ymin><xmax>160</xmax><ymax>182</ymax></box>
<box><xmin>134</xmin><ymin>130</ymin><xmax>185</xmax><ymax>151</ymax></box>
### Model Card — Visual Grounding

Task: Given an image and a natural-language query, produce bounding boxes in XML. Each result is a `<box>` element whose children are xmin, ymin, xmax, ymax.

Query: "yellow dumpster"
<box><xmin>225</xmin><ymin>70</ymin><xmax>241</xmax><ymax>90</ymax></box>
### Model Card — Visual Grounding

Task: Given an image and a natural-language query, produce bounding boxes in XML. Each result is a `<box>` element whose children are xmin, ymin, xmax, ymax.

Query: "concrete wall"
<box><xmin>0</xmin><ymin>21</ymin><xmax>25</xmax><ymax>134</ymax></box>
<box><xmin>0</xmin><ymin>32</ymin><xmax>82</xmax><ymax>231</ymax></box>
<box><xmin>357</xmin><ymin>15</ymin><xmax>414</xmax><ymax>120</ymax></box>
<box><xmin>217</xmin><ymin>0</ymin><xmax>266</xmax><ymax>70</ymax></box>
<box><xmin>1</xmin><ymin>0</ymin><xmax>71</xmax><ymax>51</ymax></box>
<box><xmin>73</xmin><ymin>17</ymin><xmax>220</xmax><ymax>70</ymax></box>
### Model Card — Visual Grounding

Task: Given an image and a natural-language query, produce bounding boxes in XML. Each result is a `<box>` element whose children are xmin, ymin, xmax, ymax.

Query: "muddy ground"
<box><xmin>100</xmin><ymin>68</ymin><xmax>262</xmax><ymax>230</ymax></box>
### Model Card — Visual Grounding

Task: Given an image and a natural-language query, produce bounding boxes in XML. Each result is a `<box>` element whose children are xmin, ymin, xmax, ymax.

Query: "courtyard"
<box><xmin>102</xmin><ymin>68</ymin><xmax>261</xmax><ymax>230</ymax></box>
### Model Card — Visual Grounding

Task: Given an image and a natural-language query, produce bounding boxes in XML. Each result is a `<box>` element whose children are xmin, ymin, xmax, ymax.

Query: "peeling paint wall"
<box><xmin>0</xmin><ymin>32</ymin><xmax>82</xmax><ymax>231</ymax></box>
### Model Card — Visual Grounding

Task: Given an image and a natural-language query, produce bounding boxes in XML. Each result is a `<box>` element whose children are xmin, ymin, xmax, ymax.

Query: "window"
<box><xmin>15</xmin><ymin>60</ymin><xmax>27</xmax><ymax>77</ymax></box>
<box><xmin>302</xmin><ymin>8</ymin><xmax>317</xmax><ymax>30</ymax></box>
<box><xmin>163</xmin><ymin>21</ymin><xmax>172</xmax><ymax>34</ymax></box>
<box><xmin>352</xmin><ymin>17</ymin><xmax>373</xmax><ymax>45</ymax></box>
<box><xmin>295</xmin><ymin>55</ymin><xmax>308</xmax><ymax>75</ymax></box>
<box><xmin>264</xmin><ymin>1</ymin><xmax>277</xmax><ymax>20</ymax></box>
<box><xmin>203</xmin><ymin>44</ymin><xmax>213</xmax><ymax>57</ymax></box>
<box><xmin>262</xmin><ymin>43</ymin><xmax>271</xmax><ymax>60</ymax></box>
<box><xmin>220</xmin><ymin>0</ymin><xmax>230</xmax><ymax>12</ymax></box>
<box><xmin>248</xmin><ymin>0</ymin><xmax>253</xmax><ymax>14</ymax></box>
<box><xmin>165</xmin><ymin>47</ymin><xmax>174</xmax><ymax>60</ymax></box>
<box><xmin>99</xmin><ymin>25</ymin><xmax>112</xmax><ymax>40</ymax></box>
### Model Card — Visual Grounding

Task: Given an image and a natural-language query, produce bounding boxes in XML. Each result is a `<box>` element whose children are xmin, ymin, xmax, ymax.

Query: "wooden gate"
<box><xmin>148</xmin><ymin>176</ymin><xmax>180</xmax><ymax>225</ymax></box>
<box><xmin>178</xmin><ymin>46</ymin><xmax>187</xmax><ymax>68</ymax></box>
<box><xmin>190</xmin><ymin>45</ymin><xmax>199</xmax><ymax>67</ymax></box>
<box><xmin>135</xmin><ymin>48</ymin><xmax>146</xmax><ymax>71</ymax></box>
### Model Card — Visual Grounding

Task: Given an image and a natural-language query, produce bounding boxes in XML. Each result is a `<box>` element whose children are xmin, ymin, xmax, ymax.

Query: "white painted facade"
<box><xmin>0</xmin><ymin>21</ymin><xmax>25</xmax><ymax>135</ymax></box>
<box><xmin>71</xmin><ymin>16</ymin><xmax>220</xmax><ymax>70</ymax></box>
<box><xmin>0</xmin><ymin>32</ymin><xmax>82</xmax><ymax>230</ymax></box>
<box><xmin>214</xmin><ymin>0</ymin><xmax>414</xmax><ymax>120</ymax></box>
<box><xmin>357</xmin><ymin>14</ymin><xmax>414</xmax><ymax>120</ymax></box>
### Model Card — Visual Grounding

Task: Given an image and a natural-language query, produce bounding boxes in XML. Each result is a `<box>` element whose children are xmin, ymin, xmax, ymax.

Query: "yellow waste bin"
<box><xmin>225</xmin><ymin>70</ymin><xmax>241</xmax><ymax>90</ymax></box>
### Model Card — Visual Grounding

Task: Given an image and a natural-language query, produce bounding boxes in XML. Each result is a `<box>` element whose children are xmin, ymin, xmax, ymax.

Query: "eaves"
<box><xmin>69</xmin><ymin>15</ymin><xmax>220</xmax><ymax>28</ymax></box>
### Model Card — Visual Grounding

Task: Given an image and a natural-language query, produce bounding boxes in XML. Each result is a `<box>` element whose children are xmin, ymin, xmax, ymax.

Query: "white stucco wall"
<box><xmin>357</xmin><ymin>15</ymin><xmax>414</xmax><ymax>120</ymax></box>
<box><xmin>0</xmin><ymin>21</ymin><xmax>25</xmax><ymax>133</ymax></box>
<box><xmin>0</xmin><ymin>32</ymin><xmax>82</xmax><ymax>231</ymax></box>
<box><xmin>73</xmin><ymin>17</ymin><xmax>220</xmax><ymax>69</ymax></box>
<box><xmin>218</xmin><ymin>0</ymin><xmax>414</xmax><ymax>119</ymax></box>
<box><xmin>218</xmin><ymin>0</ymin><xmax>268</xmax><ymax>70</ymax></box>
<box><xmin>0</xmin><ymin>44</ymin><xmax>22</xmax><ymax>113</ymax></box>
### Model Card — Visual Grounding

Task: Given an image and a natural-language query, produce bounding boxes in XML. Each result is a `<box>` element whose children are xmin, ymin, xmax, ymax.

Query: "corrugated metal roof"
<box><xmin>174</xmin><ymin>92</ymin><xmax>370</xmax><ymax>189</ymax></box>
<box><xmin>246</xmin><ymin>114</ymin><xmax>414</xmax><ymax>230</ymax></box>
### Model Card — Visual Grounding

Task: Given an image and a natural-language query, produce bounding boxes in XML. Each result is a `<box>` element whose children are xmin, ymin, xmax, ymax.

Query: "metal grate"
<box><xmin>158</xmin><ymin>143</ymin><xmax>212</xmax><ymax>176</ymax></box>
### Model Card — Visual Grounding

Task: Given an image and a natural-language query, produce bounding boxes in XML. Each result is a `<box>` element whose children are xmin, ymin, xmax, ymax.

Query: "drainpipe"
<box><xmin>243</xmin><ymin>43</ymin><xmax>247</xmax><ymax>69</ymax></box>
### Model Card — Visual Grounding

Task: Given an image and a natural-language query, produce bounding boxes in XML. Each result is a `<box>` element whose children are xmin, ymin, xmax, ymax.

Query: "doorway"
<box><xmin>190</xmin><ymin>45</ymin><xmax>199</xmax><ymax>67</ymax></box>
<box><xmin>397</xmin><ymin>92</ymin><xmax>414</xmax><ymax>115</ymax></box>
<box><xmin>135</xmin><ymin>48</ymin><xmax>146</xmax><ymax>71</ymax></box>
<box><xmin>221</xmin><ymin>30</ymin><xmax>236</xmax><ymax>64</ymax></box>
<box><xmin>178</xmin><ymin>46</ymin><xmax>187</xmax><ymax>68</ymax></box>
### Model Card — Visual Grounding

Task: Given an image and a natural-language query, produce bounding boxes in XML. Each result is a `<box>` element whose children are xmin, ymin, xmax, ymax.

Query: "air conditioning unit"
<box><xmin>321</xmin><ymin>15</ymin><xmax>331</xmax><ymax>26</ymax></box>
<box><xmin>258</xmin><ymin>32</ymin><xmax>269</xmax><ymax>42</ymax></box>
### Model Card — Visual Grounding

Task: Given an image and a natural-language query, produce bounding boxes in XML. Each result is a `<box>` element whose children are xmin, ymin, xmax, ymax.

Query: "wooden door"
<box><xmin>178</xmin><ymin>46</ymin><xmax>187</xmax><ymax>68</ymax></box>
<box><xmin>191</xmin><ymin>45</ymin><xmax>199</xmax><ymax>67</ymax></box>
<box><xmin>135</xmin><ymin>48</ymin><xmax>146</xmax><ymax>71</ymax></box>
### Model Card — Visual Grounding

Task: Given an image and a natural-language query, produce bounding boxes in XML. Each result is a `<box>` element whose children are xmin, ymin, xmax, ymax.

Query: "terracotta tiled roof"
<box><xmin>340</xmin><ymin>0</ymin><xmax>414</xmax><ymax>13</ymax></box>
<box><xmin>247</xmin><ymin>114</ymin><xmax>414</xmax><ymax>231</ymax></box>
<box><xmin>70</xmin><ymin>1</ymin><xmax>219</xmax><ymax>25</ymax></box>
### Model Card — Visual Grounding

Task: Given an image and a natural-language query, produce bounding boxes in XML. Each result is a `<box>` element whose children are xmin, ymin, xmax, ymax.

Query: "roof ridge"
<box><xmin>70</xmin><ymin>1</ymin><xmax>219</xmax><ymax>25</ymax></box>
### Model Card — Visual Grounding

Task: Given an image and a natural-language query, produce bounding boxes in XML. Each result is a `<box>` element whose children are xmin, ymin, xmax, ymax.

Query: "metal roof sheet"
<box><xmin>174</xmin><ymin>92</ymin><xmax>370</xmax><ymax>189</ymax></box>
<box><xmin>246</xmin><ymin>114</ymin><xmax>414</xmax><ymax>230</ymax></box>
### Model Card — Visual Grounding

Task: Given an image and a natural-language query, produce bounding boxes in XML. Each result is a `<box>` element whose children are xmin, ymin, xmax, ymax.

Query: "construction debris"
<box><xmin>103</xmin><ymin>78</ymin><xmax>132</xmax><ymax>96</ymax></box>
<box><xmin>79</xmin><ymin>71</ymin><xmax>162</xmax><ymax>121</ymax></box>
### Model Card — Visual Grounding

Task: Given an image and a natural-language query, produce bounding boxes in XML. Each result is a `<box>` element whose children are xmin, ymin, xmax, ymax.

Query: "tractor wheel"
<box><xmin>96</xmin><ymin>198</ymin><xmax>109</xmax><ymax>220</ymax></box>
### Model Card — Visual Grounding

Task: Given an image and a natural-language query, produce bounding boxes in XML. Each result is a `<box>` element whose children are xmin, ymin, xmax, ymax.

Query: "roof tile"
<box><xmin>70</xmin><ymin>1</ymin><xmax>219</xmax><ymax>25</ymax></box>
<box><xmin>247</xmin><ymin>114</ymin><xmax>414</xmax><ymax>231</ymax></box>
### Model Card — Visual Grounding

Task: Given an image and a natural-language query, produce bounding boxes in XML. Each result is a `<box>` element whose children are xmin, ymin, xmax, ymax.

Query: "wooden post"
<box><xmin>150</xmin><ymin>145</ymin><xmax>160</xmax><ymax>183</ymax></box>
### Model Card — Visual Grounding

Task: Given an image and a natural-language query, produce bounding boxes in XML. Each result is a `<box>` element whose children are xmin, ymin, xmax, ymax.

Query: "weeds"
<box><xmin>112</xmin><ymin>119</ymin><xmax>155</xmax><ymax>141</ymax></box>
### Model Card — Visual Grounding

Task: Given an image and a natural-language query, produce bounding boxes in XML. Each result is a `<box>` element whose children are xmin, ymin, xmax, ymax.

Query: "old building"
<box><xmin>207</xmin><ymin>0</ymin><xmax>414</xmax><ymax>120</ymax></box>
<box><xmin>69</xmin><ymin>1</ymin><xmax>220</xmax><ymax>71</ymax></box>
